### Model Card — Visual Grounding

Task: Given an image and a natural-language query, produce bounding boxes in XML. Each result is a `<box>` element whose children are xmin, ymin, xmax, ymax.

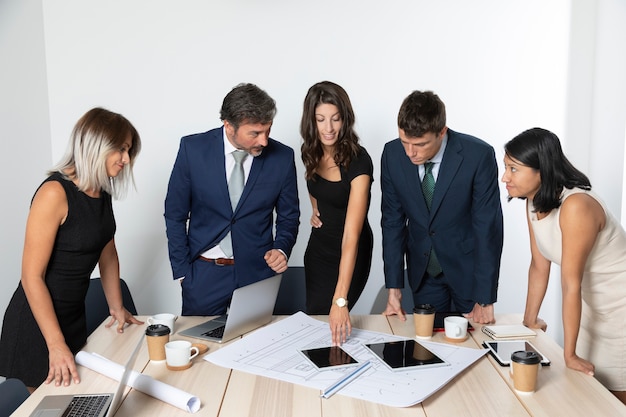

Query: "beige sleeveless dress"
<box><xmin>528</xmin><ymin>187</ymin><xmax>626</xmax><ymax>390</ymax></box>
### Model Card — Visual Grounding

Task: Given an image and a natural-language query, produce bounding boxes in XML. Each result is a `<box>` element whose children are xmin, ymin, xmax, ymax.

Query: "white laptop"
<box><xmin>179</xmin><ymin>274</ymin><xmax>282</xmax><ymax>343</ymax></box>
<box><xmin>30</xmin><ymin>333</ymin><xmax>144</xmax><ymax>417</ymax></box>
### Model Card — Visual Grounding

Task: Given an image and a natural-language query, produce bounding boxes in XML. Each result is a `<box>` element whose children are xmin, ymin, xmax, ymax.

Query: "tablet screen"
<box><xmin>365</xmin><ymin>340</ymin><xmax>448</xmax><ymax>371</ymax></box>
<box><xmin>299</xmin><ymin>346</ymin><xmax>359</xmax><ymax>370</ymax></box>
<box><xmin>482</xmin><ymin>340</ymin><xmax>550</xmax><ymax>366</ymax></box>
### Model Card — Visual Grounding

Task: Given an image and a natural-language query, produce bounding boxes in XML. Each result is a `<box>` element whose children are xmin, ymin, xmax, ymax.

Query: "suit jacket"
<box><xmin>164</xmin><ymin>127</ymin><xmax>300</xmax><ymax>288</ymax></box>
<box><xmin>381</xmin><ymin>129</ymin><xmax>503</xmax><ymax>304</ymax></box>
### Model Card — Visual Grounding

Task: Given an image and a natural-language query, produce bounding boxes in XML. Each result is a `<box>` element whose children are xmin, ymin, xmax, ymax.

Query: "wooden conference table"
<box><xmin>14</xmin><ymin>314</ymin><xmax>626</xmax><ymax>417</ymax></box>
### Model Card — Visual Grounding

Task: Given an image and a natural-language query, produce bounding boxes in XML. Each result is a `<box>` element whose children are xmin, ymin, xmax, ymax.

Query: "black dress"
<box><xmin>304</xmin><ymin>148</ymin><xmax>374</xmax><ymax>314</ymax></box>
<box><xmin>0</xmin><ymin>173</ymin><xmax>115</xmax><ymax>386</ymax></box>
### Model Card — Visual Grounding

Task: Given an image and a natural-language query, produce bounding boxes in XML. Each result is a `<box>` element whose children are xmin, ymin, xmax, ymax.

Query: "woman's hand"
<box><xmin>329</xmin><ymin>305</ymin><xmax>351</xmax><ymax>346</ymax></box>
<box><xmin>565</xmin><ymin>353</ymin><xmax>595</xmax><ymax>376</ymax></box>
<box><xmin>45</xmin><ymin>342</ymin><xmax>80</xmax><ymax>387</ymax></box>
<box><xmin>106</xmin><ymin>307</ymin><xmax>144</xmax><ymax>333</ymax></box>
<box><xmin>310</xmin><ymin>208</ymin><xmax>322</xmax><ymax>228</ymax></box>
<box><xmin>523</xmin><ymin>317</ymin><xmax>548</xmax><ymax>332</ymax></box>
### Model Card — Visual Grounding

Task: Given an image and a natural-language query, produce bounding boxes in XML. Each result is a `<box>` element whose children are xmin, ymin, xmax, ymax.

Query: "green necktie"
<box><xmin>422</xmin><ymin>162</ymin><xmax>442</xmax><ymax>276</ymax></box>
<box><xmin>220</xmin><ymin>150</ymin><xmax>247</xmax><ymax>257</ymax></box>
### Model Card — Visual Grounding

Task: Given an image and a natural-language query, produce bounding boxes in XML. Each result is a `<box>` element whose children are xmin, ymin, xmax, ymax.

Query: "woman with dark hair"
<box><xmin>502</xmin><ymin>127</ymin><xmax>626</xmax><ymax>404</ymax></box>
<box><xmin>300</xmin><ymin>81</ymin><xmax>373</xmax><ymax>345</ymax></box>
<box><xmin>0</xmin><ymin>108</ymin><xmax>143</xmax><ymax>391</ymax></box>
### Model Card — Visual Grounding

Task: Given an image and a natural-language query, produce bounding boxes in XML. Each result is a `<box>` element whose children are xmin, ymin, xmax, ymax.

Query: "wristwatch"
<box><xmin>334</xmin><ymin>297</ymin><xmax>348</xmax><ymax>308</ymax></box>
<box><xmin>479</xmin><ymin>303</ymin><xmax>491</xmax><ymax>307</ymax></box>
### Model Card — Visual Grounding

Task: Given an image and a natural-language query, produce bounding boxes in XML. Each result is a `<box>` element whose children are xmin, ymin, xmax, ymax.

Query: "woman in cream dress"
<box><xmin>502</xmin><ymin>128</ymin><xmax>626</xmax><ymax>404</ymax></box>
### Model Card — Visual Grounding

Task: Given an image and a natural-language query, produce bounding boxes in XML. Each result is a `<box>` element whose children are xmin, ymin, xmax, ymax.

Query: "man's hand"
<box><xmin>264</xmin><ymin>249</ymin><xmax>288</xmax><ymax>273</ymax></box>
<box><xmin>382</xmin><ymin>288</ymin><xmax>406</xmax><ymax>321</ymax></box>
<box><xmin>464</xmin><ymin>303</ymin><xmax>495</xmax><ymax>324</ymax></box>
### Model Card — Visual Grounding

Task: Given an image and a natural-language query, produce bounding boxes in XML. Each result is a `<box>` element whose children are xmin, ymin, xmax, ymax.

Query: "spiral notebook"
<box><xmin>481</xmin><ymin>324</ymin><xmax>536</xmax><ymax>340</ymax></box>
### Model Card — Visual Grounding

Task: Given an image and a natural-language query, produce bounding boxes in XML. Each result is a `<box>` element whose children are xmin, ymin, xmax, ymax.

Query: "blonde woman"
<box><xmin>0</xmin><ymin>108</ymin><xmax>143</xmax><ymax>390</ymax></box>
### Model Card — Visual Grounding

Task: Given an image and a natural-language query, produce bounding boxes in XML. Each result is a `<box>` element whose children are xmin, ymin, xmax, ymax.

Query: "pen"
<box><xmin>321</xmin><ymin>360</ymin><xmax>371</xmax><ymax>399</ymax></box>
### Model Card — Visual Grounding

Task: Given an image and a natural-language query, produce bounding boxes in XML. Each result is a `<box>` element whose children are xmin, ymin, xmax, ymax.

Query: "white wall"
<box><xmin>1</xmin><ymin>0</ymin><xmax>625</xmax><ymax>348</ymax></box>
<box><xmin>0</xmin><ymin>0</ymin><xmax>51</xmax><ymax>333</ymax></box>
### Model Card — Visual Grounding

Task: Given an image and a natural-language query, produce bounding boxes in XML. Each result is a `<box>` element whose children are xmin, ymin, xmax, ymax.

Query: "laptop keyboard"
<box><xmin>202</xmin><ymin>325</ymin><xmax>225</xmax><ymax>339</ymax></box>
<box><xmin>64</xmin><ymin>394</ymin><xmax>109</xmax><ymax>417</ymax></box>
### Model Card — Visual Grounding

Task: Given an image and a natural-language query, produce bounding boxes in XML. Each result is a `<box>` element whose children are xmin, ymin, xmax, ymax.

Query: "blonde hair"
<box><xmin>49</xmin><ymin>107</ymin><xmax>141</xmax><ymax>199</ymax></box>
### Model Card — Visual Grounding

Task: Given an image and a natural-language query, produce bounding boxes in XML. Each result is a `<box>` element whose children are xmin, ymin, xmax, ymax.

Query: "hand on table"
<box><xmin>329</xmin><ymin>305</ymin><xmax>351</xmax><ymax>346</ymax></box>
<box><xmin>106</xmin><ymin>307</ymin><xmax>144</xmax><ymax>333</ymax></box>
<box><xmin>382</xmin><ymin>288</ymin><xmax>406</xmax><ymax>321</ymax></box>
<box><xmin>524</xmin><ymin>317</ymin><xmax>548</xmax><ymax>332</ymax></box>
<box><xmin>45</xmin><ymin>342</ymin><xmax>80</xmax><ymax>387</ymax></box>
<box><xmin>464</xmin><ymin>303</ymin><xmax>495</xmax><ymax>324</ymax></box>
<box><xmin>565</xmin><ymin>353</ymin><xmax>595</xmax><ymax>377</ymax></box>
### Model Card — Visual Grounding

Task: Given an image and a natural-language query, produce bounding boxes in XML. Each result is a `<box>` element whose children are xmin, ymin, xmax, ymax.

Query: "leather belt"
<box><xmin>198</xmin><ymin>256</ymin><xmax>235</xmax><ymax>266</ymax></box>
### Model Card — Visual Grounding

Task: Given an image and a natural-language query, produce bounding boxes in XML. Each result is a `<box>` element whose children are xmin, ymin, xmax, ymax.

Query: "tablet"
<box><xmin>365</xmin><ymin>340</ymin><xmax>449</xmax><ymax>372</ymax></box>
<box><xmin>299</xmin><ymin>346</ymin><xmax>360</xmax><ymax>370</ymax></box>
<box><xmin>482</xmin><ymin>340</ymin><xmax>551</xmax><ymax>366</ymax></box>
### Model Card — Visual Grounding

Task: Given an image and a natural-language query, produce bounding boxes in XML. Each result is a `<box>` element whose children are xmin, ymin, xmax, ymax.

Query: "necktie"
<box><xmin>422</xmin><ymin>162</ymin><xmax>442</xmax><ymax>276</ymax></box>
<box><xmin>422</xmin><ymin>162</ymin><xmax>435</xmax><ymax>210</ymax></box>
<box><xmin>220</xmin><ymin>150</ymin><xmax>247</xmax><ymax>257</ymax></box>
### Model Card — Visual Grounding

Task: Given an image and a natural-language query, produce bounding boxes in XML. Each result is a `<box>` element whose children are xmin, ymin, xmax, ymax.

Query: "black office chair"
<box><xmin>0</xmin><ymin>378</ymin><xmax>30</xmax><ymax>416</ymax></box>
<box><xmin>85</xmin><ymin>278</ymin><xmax>138</xmax><ymax>335</ymax></box>
<box><xmin>370</xmin><ymin>270</ymin><xmax>415</xmax><ymax>314</ymax></box>
<box><xmin>273</xmin><ymin>266</ymin><xmax>307</xmax><ymax>315</ymax></box>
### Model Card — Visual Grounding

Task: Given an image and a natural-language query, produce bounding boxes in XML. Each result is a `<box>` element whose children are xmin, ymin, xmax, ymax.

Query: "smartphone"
<box><xmin>299</xmin><ymin>346</ymin><xmax>360</xmax><ymax>370</ymax></box>
<box><xmin>482</xmin><ymin>340</ymin><xmax>550</xmax><ymax>366</ymax></box>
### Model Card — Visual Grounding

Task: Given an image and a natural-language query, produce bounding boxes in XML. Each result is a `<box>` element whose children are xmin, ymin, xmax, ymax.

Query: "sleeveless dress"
<box><xmin>528</xmin><ymin>187</ymin><xmax>626</xmax><ymax>390</ymax></box>
<box><xmin>0</xmin><ymin>173</ymin><xmax>115</xmax><ymax>387</ymax></box>
<box><xmin>304</xmin><ymin>148</ymin><xmax>374</xmax><ymax>314</ymax></box>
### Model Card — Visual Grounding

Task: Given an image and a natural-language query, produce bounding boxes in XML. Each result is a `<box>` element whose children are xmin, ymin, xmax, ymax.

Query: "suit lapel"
<box><xmin>397</xmin><ymin>145</ymin><xmax>430</xmax><ymax>226</ymax></box>
<box><xmin>430</xmin><ymin>132</ymin><xmax>463</xmax><ymax>217</ymax></box>
<box><xmin>212</xmin><ymin>128</ymin><xmax>231</xmax><ymax>211</ymax></box>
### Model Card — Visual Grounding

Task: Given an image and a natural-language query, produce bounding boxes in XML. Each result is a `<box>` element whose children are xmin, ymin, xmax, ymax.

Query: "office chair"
<box><xmin>273</xmin><ymin>266</ymin><xmax>307</xmax><ymax>315</ymax></box>
<box><xmin>85</xmin><ymin>278</ymin><xmax>138</xmax><ymax>335</ymax></box>
<box><xmin>0</xmin><ymin>378</ymin><xmax>30</xmax><ymax>417</ymax></box>
<box><xmin>370</xmin><ymin>270</ymin><xmax>415</xmax><ymax>314</ymax></box>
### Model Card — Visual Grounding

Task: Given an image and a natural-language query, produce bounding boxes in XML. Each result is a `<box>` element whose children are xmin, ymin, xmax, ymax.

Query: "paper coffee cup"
<box><xmin>511</xmin><ymin>351</ymin><xmax>541</xmax><ymax>393</ymax></box>
<box><xmin>413</xmin><ymin>304</ymin><xmax>436</xmax><ymax>339</ymax></box>
<box><xmin>146</xmin><ymin>324</ymin><xmax>170</xmax><ymax>361</ymax></box>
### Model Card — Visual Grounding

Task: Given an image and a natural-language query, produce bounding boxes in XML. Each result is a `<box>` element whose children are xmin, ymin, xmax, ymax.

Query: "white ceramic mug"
<box><xmin>165</xmin><ymin>340</ymin><xmax>199</xmax><ymax>368</ymax></box>
<box><xmin>147</xmin><ymin>313</ymin><xmax>177</xmax><ymax>334</ymax></box>
<box><xmin>444</xmin><ymin>316</ymin><xmax>468</xmax><ymax>340</ymax></box>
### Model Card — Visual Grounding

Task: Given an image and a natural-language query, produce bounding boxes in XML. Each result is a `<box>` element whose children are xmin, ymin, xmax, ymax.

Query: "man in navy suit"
<box><xmin>381</xmin><ymin>90</ymin><xmax>503</xmax><ymax>324</ymax></box>
<box><xmin>164</xmin><ymin>83</ymin><xmax>300</xmax><ymax>315</ymax></box>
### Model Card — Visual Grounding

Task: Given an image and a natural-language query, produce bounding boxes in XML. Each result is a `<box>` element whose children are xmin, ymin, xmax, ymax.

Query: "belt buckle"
<box><xmin>215</xmin><ymin>258</ymin><xmax>227</xmax><ymax>266</ymax></box>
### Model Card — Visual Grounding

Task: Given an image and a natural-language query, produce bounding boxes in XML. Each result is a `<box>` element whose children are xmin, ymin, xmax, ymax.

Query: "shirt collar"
<box><xmin>427</xmin><ymin>132</ymin><xmax>448</xmax><ymax>165</ymax></box>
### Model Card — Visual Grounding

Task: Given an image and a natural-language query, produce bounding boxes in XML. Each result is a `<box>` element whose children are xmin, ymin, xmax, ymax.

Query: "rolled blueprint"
<box><xmin>75</xmin><ymin>350</ymin><xmax>201</xmax><ymax>413</ymax></box>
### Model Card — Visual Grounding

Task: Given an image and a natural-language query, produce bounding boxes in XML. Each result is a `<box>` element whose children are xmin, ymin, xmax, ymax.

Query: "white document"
<box><xmin>204</xmin><ymin>312</ymin><xmax>486</xmax><ymax>407</ymax></box>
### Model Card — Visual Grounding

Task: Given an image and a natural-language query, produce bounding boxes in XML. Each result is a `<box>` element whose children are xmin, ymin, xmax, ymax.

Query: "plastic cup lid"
<box><xmin>413</xmin><ymin>304</ymin><xmax>436</xmax><ymax>314</ymax></box>
<box><xmin>511</xmin><ymin>350</ymin><xmax>541</xmax><ymax>365</ymax></box>
<box><xmin>145</xmin><ymin>324</ymin><xmax>171</xmax><ymax>336</ymax></box>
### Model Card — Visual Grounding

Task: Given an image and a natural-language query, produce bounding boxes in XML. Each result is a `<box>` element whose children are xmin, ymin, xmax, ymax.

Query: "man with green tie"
<box><xmin>380</xmin><ymin>90</ymin><xmax>503</xmax><ymax>324</ymax></box>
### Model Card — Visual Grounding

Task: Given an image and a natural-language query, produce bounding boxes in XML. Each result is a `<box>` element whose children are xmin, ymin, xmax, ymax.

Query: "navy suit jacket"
<box><xmin>164</xmin><ymin>127</ymin><xmax>300</xmax><ymax>289</ymax></box>
<box><xmin>381</xmin><ymin>129</ymin><xmax>503</xmax><ymax>305</ymax></box>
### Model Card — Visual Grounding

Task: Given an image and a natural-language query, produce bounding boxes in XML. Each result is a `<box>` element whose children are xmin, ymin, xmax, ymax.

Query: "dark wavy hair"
<box><xmin>504</xmin><ymin>127</ymin><xmax>591</xmax><ymax>213</ymax></box>
<box><xmin>300</xmin><ymin>81</ymin><xmax>361</xmax><ymax>180</ymax></box>
<box><xmin>220</xmin><ymin>83</ymin><xmax>276</xmax><ymax>129</ymax></box>
<box><xmin>397</xmin><ymin>90</ymin><xmax>446</xmax><ymax>137</ymax></box>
